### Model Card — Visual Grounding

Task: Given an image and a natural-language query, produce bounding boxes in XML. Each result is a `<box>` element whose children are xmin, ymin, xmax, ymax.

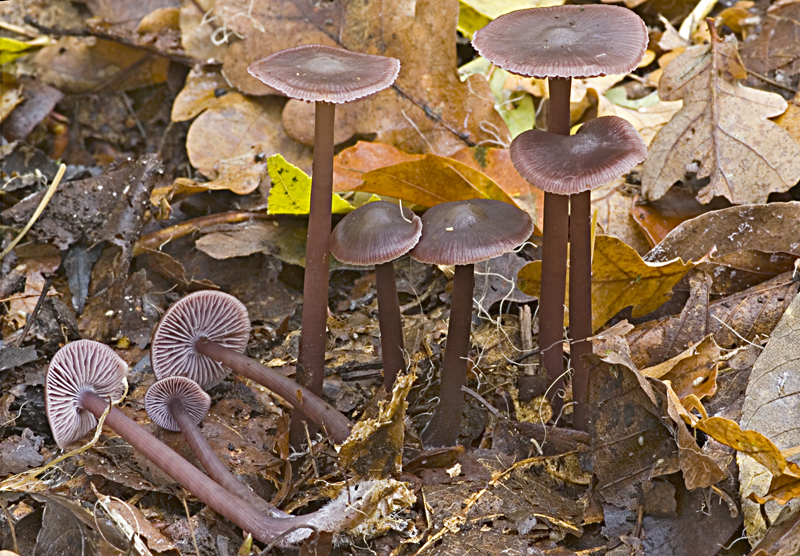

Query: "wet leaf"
<box><xmin>517</xmin><ymin>235</ymin><xmax>697</xmax><ymax>331</ymax></box>
<box><xmin>267</xmin><ymin>154</ymin><xmax>354</xmax><ymax>215</ymax></box>
<box><xmin>642</xmin><ymin>34</ymin><xmax>800</xmax><ymax>205</ymax></box>
<box><xmin>357</xmin><ymin>154</ymin><xmax>517</xmax><ymax>208</ymax></box>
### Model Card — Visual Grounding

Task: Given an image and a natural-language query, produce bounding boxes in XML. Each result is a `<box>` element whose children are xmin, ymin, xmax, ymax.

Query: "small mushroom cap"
<box><xmin>46</xmin><ymin>340</ymin><xmax>128</xmax><ymax>449</ymax></box>
<box><xmin>247</xmin><ymin>44</ymin><xmax>400</xmax><ymax>104</ymax></box>
<box><xmin>509</xmin><ymin>115</ymin><xmax>647</xmax><ymax>195</ymax></box>
<box><xmin>330</xmin><ymin>201</ymin><xmax>422</xmax><ymax>266</ymax></box>
<box><xmin>145</xmin><ymin>376</ymin><xmax>211</xmax><ymax>432</ymax></box>
<box><xmin>410</xmin><ymin>199</ymin><xmax>534</xmax><ymax>266</ymax></box>
<box><xmin>151</xmin><ymin>291</ymin><xmax>250</xmax><ymax>389</ymax></box>
<box><xmin>472</xmin><ymin>5</ymin><xmax>647</xmax><ymax>79</ymax></box>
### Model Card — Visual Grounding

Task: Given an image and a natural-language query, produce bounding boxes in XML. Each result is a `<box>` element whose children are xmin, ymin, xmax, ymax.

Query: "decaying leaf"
<box><xmin>195</xmin><ymin>219</ymin><xmax>309</xmax><ymax>268</ymax></box>
<box><xmin>641</xmin><ymin>335</ymin><xmax>720</xmax><ymax>401</ymax></box>
<box><xmin>517</xmin><ymin>235</ymin><xmax>697</xmax><ymax>331</ymax></box>
<box><xmin>739</xmin><ymin>0</ymin><xmax>800</xmax><ymax>76</ymax></box>
<box><xmin>642</xmin><ymin>32</ymin><xmax>800</xmax><ymax>205</ymax></box>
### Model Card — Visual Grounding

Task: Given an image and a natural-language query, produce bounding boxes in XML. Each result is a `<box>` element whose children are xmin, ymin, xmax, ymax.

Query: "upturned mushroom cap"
<box><xmin>151</xmin><ymin>291</ymin><xmax>250</xmax><ymax>389</ymax></box>
<box><xmin>472</xmin><ymin>5</ymin><xmax>647</xmax><ymax>79</ymax></box>
<box><xmin>330</xmin><ymin>201</ymin><xmax>422</xmax><ymax>266</ymax></box>
<box><xmin>145</xmin><ymin>376</ymin><xmax>211</xmax><ymax>432</ymax></box>
<box><xmin>247</xmin><ymin>45</ymin><xmax>400</xmax><ymax>104</ymax></box>
<box><xmin>410</xmin><ymin>199</ymin><xmax>533</xmax><ymax>266</ymax></box>
<box><xmin>509</xmin><ymin>115</ymin><xmax>647</xmax><ymax>195</ymax></box>
<box><xmin>46</xmin><ymin>340</ymin><xmax>128</xmax><ymax>449</ymax></box>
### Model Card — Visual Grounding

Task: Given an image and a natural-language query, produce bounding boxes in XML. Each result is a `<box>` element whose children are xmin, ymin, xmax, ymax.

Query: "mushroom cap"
<box><xmin>472</xmin><ymin>5</ymin><xmax>648</xmax><ymax>79</ymax></box>
<box><xmin>330</xmin><ymin>201</ymin><xmax>422</xmax><ymax>266</ymax></box>
<box><xmin>509</xmin><ymin>115</ymin><xmax>647</xmax><ymax>195</ymax></box>
<box><xmin>410</xmin><ymin>199</ymin><xmax>534</xmax><ymax>266</ymax></box>
<box><xmin>46</xmin><ymin>340</ymin><xmax>128</xmax><ymax>449</ymax></box>
<box><xmin>145</xmin><ymin>376</ymin><xmax>211</xmax><ymax>432</ymax></box>
<box><xmin>247</xmin><ymin>44</ymin><xmax>400</xmax><ymax>104</ymax></box>
<box><xmin>151</xmin><ymin>291</ymin><xmax>250</xmax><ymax>389</ymax></box>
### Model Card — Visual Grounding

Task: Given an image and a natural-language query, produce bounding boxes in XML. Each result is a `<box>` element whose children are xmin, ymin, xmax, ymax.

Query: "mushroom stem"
<box><xmin>297</xmin><ymin>100</ymin><xmax>336</xmax><ymax>435</ymax></box>
<box><xmin>568</xmin><ymin>189</ymin><xmax>592</xmax><ymax>431</ymax></box>
<box><xmin>195</xmin><ymin>338</ymin><xmax>353</xmax><ymax>444</ymax></box>
<box><xmin>375</xmin><ymin>261</ymin><xmax>405</xmax><ymax>391</ymax></box>
<box><xmin>423</xmin><ymin>263</ymin><xmax>475</xmax><ymax>448</ymax></box>
<box><xmin>168</xmin><ymin>397</ymin><xmax>288</xmax><ymax>518</ymax></box>
<box><xmin>539</xmin><ymin>76</ymin><xmax>572</xmax><ymax>415</ymax></box>
<box><xmin>77</xmin><ymin>390</ymin><xmax>301</xmax><ymax>544</ymax></box>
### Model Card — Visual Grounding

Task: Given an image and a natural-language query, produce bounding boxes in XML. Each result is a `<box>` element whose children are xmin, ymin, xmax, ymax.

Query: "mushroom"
<box><xmin>409</xmin><ymin>199</ymin><xmax>533</xmax><ymax>447</ymax></box>
<box><xmin>472</xmin><ymin>6</ymin><xmax>647</xmax><ymax>426</ymax></box>
<box><xmin>46</xmin><ymin>340</ymin><xmax>395</xmax><ymax>545</ymax></box>
<box><xmin>150</xmin><ymin>290</ymin><xmax>352</xmax><ymax>443</ymax></box>
<box><xmin>145</xmin><ymin>376</ymin><xmax>286</xmax><ymax>517</ymax></box>
<box><xmin>330</xmin><ymin>201</ymin><xmax>422</xmax><ymax>391</ymax></box>
<box><xmin>45</xmin><ymin>340</ymin><xmax>305</xmax><ymax>544</ymax></box>
<box><xmin>510</xmin><ymin>116</ymin><xmax>646</xmax><ymax>427</ymax></box>
<box><xmin>247</xmin><ymin>46</ymin><xmax>400</xmax><ymax>414</ymax></box>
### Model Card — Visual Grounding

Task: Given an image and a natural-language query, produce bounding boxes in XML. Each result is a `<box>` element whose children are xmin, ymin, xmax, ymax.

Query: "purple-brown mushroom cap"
<box><xmin>247</xmin><ymin>44</ymin><xmax>400</xmax><ymax>104</ymax></box>
<box><xmin>46</xmin><ymin>340</ymin><xmax>128</xmax><ymax>449</ymax></box>
<box><xmin>509</xmin><ymin>115</ymin><xmax>647</xmax><ymax>195</ymax></box>
<box><xmin>151</xmin><ymin>291</ymin><xmax>250</xmax><ymax>390</ymax></box>
<box><xmin>410</xmin><ymin>199</ymin><xmax>534</xmax><ymax>266</ymax></box>
<box><xmin>472</xmin><ymin>5</ymin><xmax>647</xmax><ymax>79</ymax></box>
<box><xmin>145</xmin><ymin>376</ymin><xmax>211</xmax><ymax>432</ymax></box>
<box><xmin>330</xmin><ymin>201</ymin><xmax>422</xmax><ymax>266</ymax></box>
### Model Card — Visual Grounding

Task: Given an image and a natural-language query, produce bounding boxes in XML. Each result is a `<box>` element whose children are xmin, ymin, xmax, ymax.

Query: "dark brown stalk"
<box><xmin>569</xmin><ymin>189</ymin><xmax>592</xmax><ymax>431</ymax></box>
<box><xmin>375</xmin><ymin>261</ymin><xmax>405</xmax><ymax>391</ymax></box>
<box><xmin>423</xmin><ymin>263</ymin><xmax>475</xmax><ymax>448</ymax></box>
<box><xmin>78</xmin><ymin>390</ymin><xmax>303</xmax><ymax>544</ymax></box>
<box><xmin>195</xmin><ymin>338</ymin><xmax>352</xmax><ymax>444</ymax></box>
<box><xmin>168</xmin><ymin>397</ymin><xmax>287</xmax><ymax>517</ymax></box>
<box><xmin>294</xmin><ymin>101</ymin><xmax>336</xmax><ymax>443</ymax></box>
<box><xmin>539</xmin><ymin>76</ymin><xmax>572</xmax><ymax>415</ymax></box>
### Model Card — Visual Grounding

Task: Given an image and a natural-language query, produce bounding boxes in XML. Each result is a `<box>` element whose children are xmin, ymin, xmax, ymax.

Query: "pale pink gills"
<box><xmin>145</xmin><ymin>376</ymin><xmax>210</xmax><ymax>432</ymax></box>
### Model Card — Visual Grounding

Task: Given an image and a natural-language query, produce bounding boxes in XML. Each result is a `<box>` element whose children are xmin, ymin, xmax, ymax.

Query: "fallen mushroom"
<box><xmin>330</xmin><ymin>200</ymin><xmax>422</xmax><ymax>391</ymax></box>
<box><xmin>150</xmin><ymin>290</ymin><xmax>353</xmax><ymax>443</ymax></box>
<box><xmin>409</xmin><ymin>199</ymin><xmax>533</xmax><ymax>447</ymax></box>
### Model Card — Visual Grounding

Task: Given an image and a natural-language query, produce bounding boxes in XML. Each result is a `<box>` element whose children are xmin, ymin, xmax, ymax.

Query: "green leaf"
<box><xmin>458</xmin><ymin>0</ymin><xmax>566</xmax><ymax>37</ymax></box>
<box><xmin>267</xmin><ymin>154</ymin><xmax>354</xmax><ymax>215</ymax></box>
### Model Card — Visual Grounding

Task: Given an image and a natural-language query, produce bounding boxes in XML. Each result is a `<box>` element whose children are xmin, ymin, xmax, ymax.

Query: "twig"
<box><xmin>16</xmin><ymin>273</ymin><xmax>54</xmax><ymax>347</ymax></box>
<box><xmin>745</xmin><ymin>68</ymin><xmax>799</xmax><ymax>94</ymax></box>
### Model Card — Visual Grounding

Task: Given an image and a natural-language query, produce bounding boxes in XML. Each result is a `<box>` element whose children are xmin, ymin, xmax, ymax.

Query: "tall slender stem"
<box><xmin>169</xmin><ymin>398</ymin><xmax>287</xmax><ymax>517</ymax></box>
<box><xmin>539</xmin><ymin>77</ymin><xmax>571</xmax><ymax>415</ymax></box>
<box><xmin>295</xmin><ymin>101</ymin><xmax>336</xmax><ymax>443</ymax></box>
<box><xmin>569</xmin><ymin>189</ymin><xmax>592</xmax><ymax>431</ymax></box>
<box><xmin>78</xmin><ymin>391</ymin><xmax>301</xmax><ymax>544</ymax></box>
<box><xmin>423</xmin><ymin>264</ymin><xmax>475</xmax><ymax>448</ymax></box>
<box><xmin>375</xmin><ymin>261</ymin><xmax>405</xmax><ymax>391</ymax></box>
<box><xmin>196</xmin><ymin>338</ymin><xmax>352</xmax><ymax>444</ymax></box>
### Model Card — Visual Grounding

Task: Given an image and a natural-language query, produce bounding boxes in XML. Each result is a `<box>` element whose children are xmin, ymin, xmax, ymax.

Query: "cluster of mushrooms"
<box><xmin>43</xmin><ymin>3</ymin><xmax>650</xmax><ymax>545</ymax></box>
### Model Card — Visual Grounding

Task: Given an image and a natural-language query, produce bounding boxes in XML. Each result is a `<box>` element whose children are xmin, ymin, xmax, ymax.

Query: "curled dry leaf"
<box><xmin>642</xmin><ymin>33</ymin><xmax>800</xmax><ymax>205</ymax></box>
<box><xmin>641</xmin><ymin>335</ymin><xmax>721</xmax><ymax>401</ymax></box>
<box><xmin>517</xmin><ymin>235</ymin><xmax>697</xmax><ymax>331</ymax></box>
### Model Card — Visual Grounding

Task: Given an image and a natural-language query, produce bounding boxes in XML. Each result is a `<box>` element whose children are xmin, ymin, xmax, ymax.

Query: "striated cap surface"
<box><xmin>46</xmin><ymin>340</ymin><xmax>128</xmax><ymax>448</ymax></box>
<box><xmin>145</xmin><ymin>376</ymin><xmax>211</xmax><ymax>432</ymax></box>
<box><xmin>410</xmin><ymin>199</ymin><xmax>533</xmax><ymax>266</ymax></box>
<box><xmin>510</xmin><ymin>115</ymin><xmax>647</xmax><ymax>194</ymax></box>
<box><xmin>151</xmin><ymin>291</ymin><xmax>250</xmax><ymax>389</ymax></box>
<box><xmin>472</xmin><ymin>5</ymin><xmax>647</xmax><ymax>79</ymax></box>
<box><xmin>248</xmin><ymin>44</ymin><xmax>400</xmax><ymax>104</ymax></box>
<box><xmin>331</xmin><ymin>201</ymin><xmax>422</xmax><ymax>266</ymax></box>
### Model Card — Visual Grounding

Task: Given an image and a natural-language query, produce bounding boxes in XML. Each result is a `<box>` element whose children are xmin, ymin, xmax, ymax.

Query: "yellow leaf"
<box><xmin>267</xmin><ymin>154</ymin><xmax>354</xmax><ymax>215</ymax></box>
<box><xmin>357</xmin><ymin>153</ymin><xmax>517</xmax><ymax>209</ymax></box>
<box><xmin>517</xmin><ymin>235</ymin><xmax>696</xmax><ymax>331</ymax></box>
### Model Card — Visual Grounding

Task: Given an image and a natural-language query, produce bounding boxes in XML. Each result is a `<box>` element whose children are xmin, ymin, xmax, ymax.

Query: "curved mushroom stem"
<box><xmin>167</xmin><ymin>397</ymin><xmax>289</xmax><ymax>518</ymax></box>
<box><xmin>195</xmin><ymin>338</ymin><xmax>353</xmax><ymax>444</ymax></box>
<box><xmin>539</xmin><ymin>76</ymin><xmax>572</xmax><ymax>417</ymax></box>
<box><xmin>375</xmin><ymin>261</ymin><xmax>406</xmax><ymax>391</ymax></box>
<box><xmin>423</xmin><ymin>263</ymin><xmax>475</xmax><ymax>448</ymax></box>
<box><xmin>77</xmin><ymin>390</ymin><xmax>306</xmax><ymax>544</ymax></box>
<box><xmin>569</xmin><ymin>190</ymin><xmax>592</xmax><ymax>431</ymax></box>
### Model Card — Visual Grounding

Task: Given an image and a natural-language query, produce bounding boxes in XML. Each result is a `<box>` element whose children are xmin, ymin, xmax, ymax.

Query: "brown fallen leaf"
<box><xmin>171</xmin><ymin>68</ymin><xmax>241</xmax><ymax>122</ymax></box>
<box><xmin>641</xmin><ymin>335</ymin><xmax>720</xmax><ymax>401</ymax></box>
<box><xmin>592</xmin><ymin>181</ymin><xmax>652</xmax><ymax>255</ymax></box>
<box><xmin>641</xmin><ymin>30</ymin><xmax>800</xmax><ymax>205</ymax></box>
<box><xmin>179</xmin><ymin>0</ymin><xmax>227</xmax><ymax>63</ymax></box>
<box><xmin>333</xmin><ymin>142</ymin><xmax>422</xmax><ymax>192</ymax></box>
<box><xmin>357</xmin><ymin>154</ymin><xmax>518</xmax><ymax>208</ymax></box>
<box><xmin>739</xmin><ymin>0</ymin><xmax>800</xmax><ymax>76</ymax></box>
<box><xmin>517</xmin><ymin>235</ymin><xmax>697</xmax><ymax>331</ymax></box>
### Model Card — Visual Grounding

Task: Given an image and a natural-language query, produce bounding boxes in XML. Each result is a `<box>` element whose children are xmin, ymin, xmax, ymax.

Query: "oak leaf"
<box><xmin>642</xmin><ymin>34</ymin><xmax>800</xmax><ymax>205</ymax></box>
